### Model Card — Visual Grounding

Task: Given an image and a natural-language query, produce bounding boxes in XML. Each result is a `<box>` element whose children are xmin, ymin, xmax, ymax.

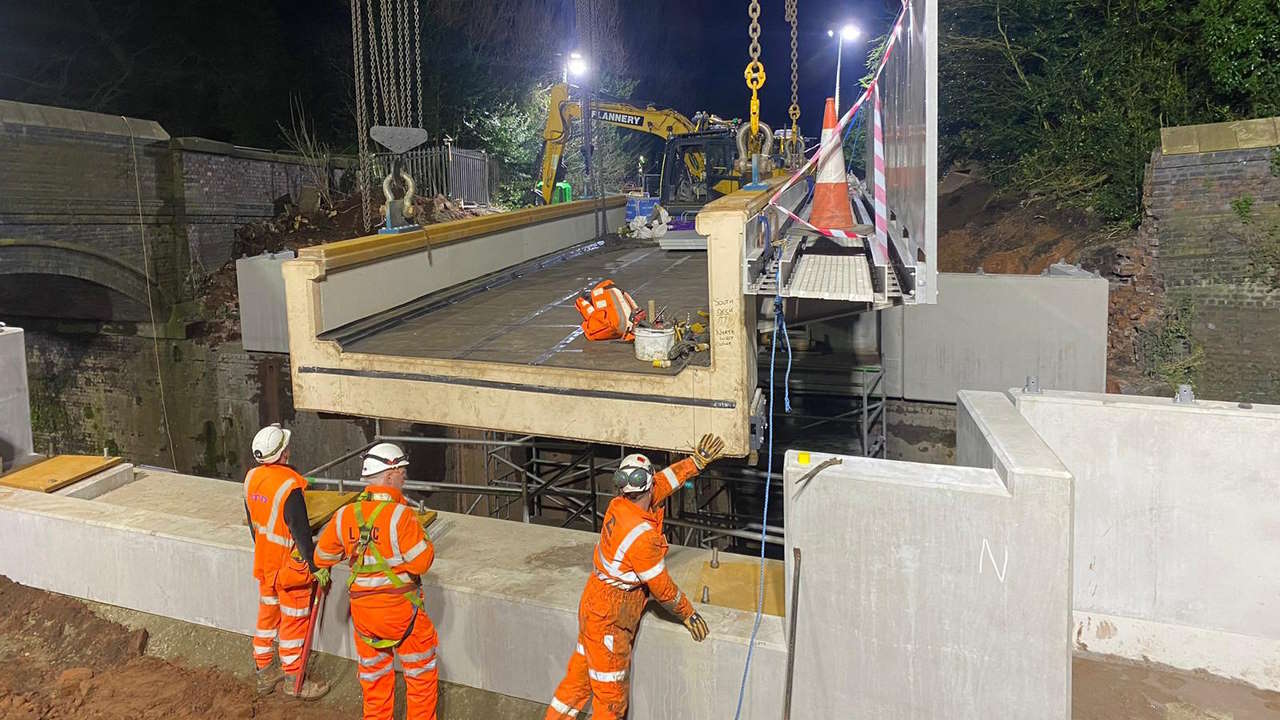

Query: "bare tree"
<box><xmin>279</xmin><ymin>95</ymin><xmax>336</xmax><ymax>212</ymax></box>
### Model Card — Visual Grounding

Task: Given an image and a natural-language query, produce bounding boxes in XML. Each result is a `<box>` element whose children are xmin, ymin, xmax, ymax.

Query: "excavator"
<box><xmin>537</xmin><ymin>82</ymin><xmax>787</xmax><ymax>216</ymax></box>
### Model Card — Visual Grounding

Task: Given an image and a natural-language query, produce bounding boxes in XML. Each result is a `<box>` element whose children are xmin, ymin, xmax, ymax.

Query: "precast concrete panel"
<box><xmin>783</xmin><ymin>390</ymin><xmax>1073</xmax><ymax>718</ymax></box>
<box><xmin>0</xmin><ymin>326</ymin><xmax>34</xmax><ymax>471</ymax></box>
<box><xmin>882</xmin><ymin>273</ymin><xmax>1108</xmax><ymax>402</ymax></box>
<box><xmin>1013</xmin><ymin>389</ymin><xmax>1280</xmax><ymax>690</ymax></box>
<box><xmin>236</xmin><ymin>250</ymin><xmax>295</xmax><ymax>353</ymax></box>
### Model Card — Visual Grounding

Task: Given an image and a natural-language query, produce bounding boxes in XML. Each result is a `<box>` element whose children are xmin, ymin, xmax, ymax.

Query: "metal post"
<box><xmin>862</xmin><ymin>369</ymin><xmax>870</xmax><ymax>456</ymax></box>
<box><xmin>521</xmin><ymin>472</ymin><xmax>530</xmax><ymax>523</ymax></box>
<box><xmin>589</xmin><ymin>451</ymin><xmax>599</xmax><ymax>531</ymax></box>
<box><xmin>834</xmin><ymin>37</ymin><xmax>844</xmax><ymax>111</ymax></box>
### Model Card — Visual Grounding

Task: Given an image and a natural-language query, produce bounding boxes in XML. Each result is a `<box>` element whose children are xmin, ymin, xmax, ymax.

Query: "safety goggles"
<box><xmin>614</xmin><ymin>466</ymin><xmax>654</xmax><ymax>490</ymax></box>
<box><xmin>365</xmin><ymin>452</ymin><xmax>406</xmax><ymax>467</ymax></box>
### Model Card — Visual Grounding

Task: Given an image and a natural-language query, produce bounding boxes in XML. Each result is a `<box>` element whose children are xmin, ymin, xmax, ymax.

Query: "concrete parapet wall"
<box><xmin>1013</xmin><ymin>389</ymin><xmax>1280</xmax><ymax>690</ymax></box>
<box><xmin>783</xmin><ymin>390</ymin><xmax>1074</xmax><ymax>717</ymax></box>
<box><xmin>308</xmin><ymin>203</ymin><xmax>625</xmax><ymax>332</ymax></box>
<box><xmin>0</xmin><ymin>479</ymin><xmax>785</xmax><ymax>718</ymax></box>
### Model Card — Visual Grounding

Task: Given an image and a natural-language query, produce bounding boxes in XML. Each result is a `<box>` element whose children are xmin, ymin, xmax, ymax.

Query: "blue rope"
<box><xmin>779</xmin><ymin>295</ymin><xmax>793</xmax><ymax>414</ymax></box>
<box><xmin>733</xmin><ymin>110</ymin><xmax>861</xmax><ymax>711</ymax></box>
<box><xmin>733</xmin><ymin>235</ymin><xmax>790</xmax><ymax>720</ymax></box>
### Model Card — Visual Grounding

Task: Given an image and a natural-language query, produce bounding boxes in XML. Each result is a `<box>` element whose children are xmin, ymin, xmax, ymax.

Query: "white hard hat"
<box><xmin>614</xmin><ymin>453</ymin><xmax>655</xmax><ymax>494</ymax></box>
<box><xmin>252</xmin><ymin>423</ymin><xmax>291</xmax><ymax>464</ymax></box>
<box><xmin>362</xmin><ymin>442</ymin><xmax>409</xmax><ymax>477</ymax></box>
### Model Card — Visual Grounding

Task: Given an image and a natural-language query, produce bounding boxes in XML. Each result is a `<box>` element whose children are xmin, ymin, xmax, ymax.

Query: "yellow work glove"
<box><xmin>313</xmin><ymin>567</ymin><xmax>331</xmax><ymax>589</ymax></box>
<box><xmin>683</xmin><ymin>612</ymin><xmax>709</xmax><ymax>642</ymax></box>
<box><xmin>690</xmin><ymin>433</ymin><xmax>726</xmax><ymax>471</ymax></box>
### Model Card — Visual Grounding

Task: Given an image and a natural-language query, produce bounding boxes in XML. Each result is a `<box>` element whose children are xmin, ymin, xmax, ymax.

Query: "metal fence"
<box><xmin>371</xmin><ymin>145</ymin><xmax>497</xmax><ymax>205</ymax></box>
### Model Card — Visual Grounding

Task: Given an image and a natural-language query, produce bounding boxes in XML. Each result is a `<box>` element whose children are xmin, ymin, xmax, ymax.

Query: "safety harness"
<box><xmin>346</xmin><ymin>491</ymin><xmax>422</xmax><ymax>649</ymax></box>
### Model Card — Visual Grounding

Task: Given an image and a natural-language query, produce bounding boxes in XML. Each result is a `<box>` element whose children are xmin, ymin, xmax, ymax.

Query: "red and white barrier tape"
<box><xmin>871</xmin><ymin>82</ymin><xmax>890</xmax><ymax>264</ymax></box>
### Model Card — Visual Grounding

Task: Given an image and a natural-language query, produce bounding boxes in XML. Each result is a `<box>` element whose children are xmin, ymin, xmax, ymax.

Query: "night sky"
<box><xmin>622</xmin><ymin>0</ymin><xmax>897</xmax><ymax>139</ymax></box>
<box><xmin>0</xmin><ymin>0</ymin><xmax>898</xmax><ymax>147</ymax></box>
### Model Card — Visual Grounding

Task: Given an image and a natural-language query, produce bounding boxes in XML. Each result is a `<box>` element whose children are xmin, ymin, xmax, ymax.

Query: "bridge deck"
<box><xmin>340</xmin><ymin>243</ymin><xmax>711</xmax><ymax>376</ymax></box>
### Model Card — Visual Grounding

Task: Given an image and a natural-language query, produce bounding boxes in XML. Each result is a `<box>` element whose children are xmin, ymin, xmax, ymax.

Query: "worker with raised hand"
<box><xmin>545</xmin><ymin>434</ymin><xmax>728</xmax><ymax>720</ymax></box>
<box><xmin>314</xmin><ymin>442</ymin><xmax>438</xmax><ymax>720</ymax></box>
<box><xmin>243</xmin><ymin>423</ymin><xmax>331</xmax><ymax>699</ymax></box>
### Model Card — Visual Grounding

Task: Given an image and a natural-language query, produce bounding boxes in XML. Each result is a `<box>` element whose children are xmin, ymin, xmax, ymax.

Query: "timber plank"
<box><xmin>0</xmin><ymin>455</ymin><xmax>124</xmax><ymax>493</ymax></box>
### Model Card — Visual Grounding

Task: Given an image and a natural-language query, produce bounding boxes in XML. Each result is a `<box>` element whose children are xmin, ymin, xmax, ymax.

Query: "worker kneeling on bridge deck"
<box><xmin>315</xmin><ymin>442</ymin><xmax>439</xmax><ymax>720</ymax></box>
<box><xmin>546</xmin><ymin>434</ymin><xmax>727</xmax><ymax>720</ymax></box>
<box><xmin>243</xmin><ymin>423</ymin><xmax>331</xmax><ymax>699</ymax></box>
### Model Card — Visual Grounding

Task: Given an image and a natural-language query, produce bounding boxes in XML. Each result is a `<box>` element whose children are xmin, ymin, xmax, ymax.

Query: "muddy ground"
<box><xmin>0</xmin><ymin>575</ymin><xmax>349</xmax><ymax>720</ymax></box>
<box><xmin>937</xmin><ymin>175</ymin><xmax>1169</xmax><ymax>396</ymax></box>
<box><xmin>0</xmin><ymin>576</ymin><xmax>1277</xmax><ymax>719</ymax></box>
<box><xmin>1074</xmin><ymin>654</ymin><xmax>1280</xmax><ymax>719</ymax></box>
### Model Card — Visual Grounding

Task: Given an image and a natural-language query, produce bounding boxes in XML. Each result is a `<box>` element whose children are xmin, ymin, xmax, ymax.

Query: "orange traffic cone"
<box><xmin>808</xmin><ymin>97</ymin><xmax>855</xmax><ymax>232</ymax></box>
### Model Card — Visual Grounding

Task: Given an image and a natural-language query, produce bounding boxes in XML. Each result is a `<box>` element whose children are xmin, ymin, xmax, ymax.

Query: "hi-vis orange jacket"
<box><xmin>591</xmin><ymin>457</ymin><xmax>699</xmax><ymax>619</ymax></box>
<box><xmin>244</xmin><ymin>463</ymin><xmax>313</xmax><ymax>581</ymax></box>
<box><xmin>575</xmin><ymin>280</ymin><xmax>640</xmax><ymax>342</ymax></box>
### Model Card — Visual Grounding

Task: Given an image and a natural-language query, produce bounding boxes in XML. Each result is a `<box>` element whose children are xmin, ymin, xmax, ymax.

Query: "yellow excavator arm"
<box><xmin>539</xmin><ymin>83</ymin><xmax>711</xmax><ymax>204</ymax></box>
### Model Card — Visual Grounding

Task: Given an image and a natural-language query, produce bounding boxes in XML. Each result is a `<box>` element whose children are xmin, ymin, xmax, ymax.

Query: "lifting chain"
<box><xmin>412</xmin><ymin>0</ymin><xmax>422</xmax><ymax>128</ymax></box>
<box><xmin>352</xmin><ymin>0</ymin><xmax>371</xmax><ymax>228</ymax></box>
<box><xmin>744</xmin><ymin>0</ymin><xmax>765</xmax><ymax>136</ymax></box>
<box><xmin>399</xmin><ymin>0</ymin><xmax>411</xmax><ymax>127</ymax></box>
<box><xmin>785</xmin><ymin>0</ymin><xmax>801</xmax><ymax>163</ymax></box>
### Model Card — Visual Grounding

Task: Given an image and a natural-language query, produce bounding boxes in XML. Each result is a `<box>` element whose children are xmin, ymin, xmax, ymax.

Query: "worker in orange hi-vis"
<box><xmin>575</xmin><ymin>278</ymin><xmax>643</xmax><ymax>341</ymax></box>
<box><xmin>545</xmin><ymin>433</ymin><xmax>728</xmax><ymax>720</ymax></box>
<box><xmin>314</xmin><ymin>442</ymin><xmax>438</xmax><ymax>720</ymax></box>
<box><xmin>243</xmin><ymin>423</ymin><xmax>331</xmax><ymax>700</ymax></box>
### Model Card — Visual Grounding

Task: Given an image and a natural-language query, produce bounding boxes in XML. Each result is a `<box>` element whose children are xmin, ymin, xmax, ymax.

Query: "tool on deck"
<box><xmin>293</xmin><ymin>581</ymin><xmax>329</xmax><ymax>695</ymax></box>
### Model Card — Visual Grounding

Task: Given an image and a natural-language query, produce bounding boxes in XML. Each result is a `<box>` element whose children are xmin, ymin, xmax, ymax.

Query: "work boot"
<box><xmin>255</xmin><ymin>662</ymin><xmax>285</xmax><ymax>696</ymax></box>
<box><xmin>283</xmin><ymin>675</ymin><xmax>331</xmax><ymax>701</ymax></box>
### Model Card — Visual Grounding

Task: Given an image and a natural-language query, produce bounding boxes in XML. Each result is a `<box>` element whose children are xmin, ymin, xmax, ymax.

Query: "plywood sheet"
<box><xmin>303</xmin><ymin>490</ymin><xmax>360</xmax><ymax>530</ymax></box>
<box><xmin>418</xmin><ymin>509</ymin><xmax>438</xmax><ymax>530</ymax></box>
<box><xmin>0</xmin><ymin>455</ymin><xmax>123</xmax><ymax>493</ymax></box>
<box><xmin>697</xmin><ymin>557</ymin><xmax>785</xmax><ymax>617</ymax></box>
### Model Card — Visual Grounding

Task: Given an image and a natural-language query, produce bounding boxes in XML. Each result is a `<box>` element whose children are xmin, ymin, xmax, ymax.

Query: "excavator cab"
<box><xmin>658</xmin><ymin>131</ymin><xmax>741</xmax><ymax>216</ymax></box>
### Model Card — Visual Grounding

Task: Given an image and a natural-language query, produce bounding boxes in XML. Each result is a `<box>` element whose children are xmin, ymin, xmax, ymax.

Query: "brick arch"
<box><xmin>0</xmin><ymin>239</ymin><xmax>170</xmax><ymax>311</ymax></box>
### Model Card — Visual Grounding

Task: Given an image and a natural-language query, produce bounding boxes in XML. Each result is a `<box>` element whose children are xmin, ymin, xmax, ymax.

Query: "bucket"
<box><xmin>634</xmin><ymin>326</ymin><xmax>675</xmax><ymax>362</ymax></box>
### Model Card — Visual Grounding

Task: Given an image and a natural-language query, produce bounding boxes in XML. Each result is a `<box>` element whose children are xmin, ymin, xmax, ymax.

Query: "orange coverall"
<box><xmin>575</xmin><ymin>279</ymin><xmax>640</xmax><ymax>341</ymax></box>
<box><xmin>546</xmin><ymin>457</ymin><xmax>700</xmax><ymax>720</ymax></box>
<box><xmin>244</xmin><ymin>463</ymin><xmax>314</xmax><ymax>675</ymax></box>
<box><xmin>315</xmin><ymin>486</ymin><xmax>438</xmax><ymax>720</ymax></box>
